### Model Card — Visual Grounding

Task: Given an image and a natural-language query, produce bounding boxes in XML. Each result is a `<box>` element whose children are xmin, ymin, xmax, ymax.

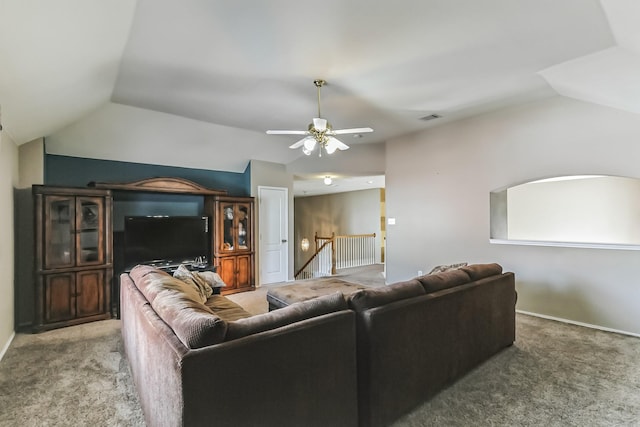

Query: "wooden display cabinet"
<box><xmin>207</xmin><ymin>196</ymin><xmax>255</xmax><ymax>294</ymax></box>
<box><xmin>33</xmin><ymin>186</ymin><xmax>112</xmax><ymax>332</ymax></box>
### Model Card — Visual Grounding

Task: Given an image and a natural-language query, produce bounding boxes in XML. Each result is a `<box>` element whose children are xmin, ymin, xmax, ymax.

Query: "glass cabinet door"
<box><xmin>236</xmin><ymin>203</ymin><xmax>250</xmax><ymax>251</ymax></box>
<box><xmin>44</xmin><ymin>196</ymin><xmax>75</xmax><ymax>269</ymax></box>
<box><xmin>221</xmin><ymin>203</ymin><xmax>236</xmax><ymax>252</ymax></box>
<box><xmin>76</xmin><ymin>197</ymin><xmax>104</xmax><ymax>265</ymax></box>
<box><xmin>218</xmin><ymin>201</ymin><xmax>251</xmax><ymax>253</ymax></box>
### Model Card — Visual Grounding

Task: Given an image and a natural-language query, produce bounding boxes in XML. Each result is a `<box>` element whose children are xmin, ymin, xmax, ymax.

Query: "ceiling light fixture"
<box><xmin>266</xmin><ymin>80</ymin><xmax>374</xmax><ymax>156</ymax></box>
<box><xmin>324</xmin><ymin>176</ymin><xmax>332</xmax><ymax>185</ymax></box>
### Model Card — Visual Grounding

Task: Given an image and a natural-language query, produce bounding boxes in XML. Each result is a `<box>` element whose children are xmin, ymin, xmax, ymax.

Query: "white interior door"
<box><xmin>258</xmin><ymin>186</ymin><xmax>288</xmax><ymax>284</ymax></box>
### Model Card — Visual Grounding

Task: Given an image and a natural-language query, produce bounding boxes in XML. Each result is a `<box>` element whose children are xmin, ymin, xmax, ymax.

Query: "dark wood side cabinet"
<box><xmin>207</xmin><ymin>196</ymin><xmax>255</xmax><ymax>294</ymax></box>
<box><xmin>33</xmin><ymin>186</ymin><xmax>113</xmax><ymax>332</ymax></box>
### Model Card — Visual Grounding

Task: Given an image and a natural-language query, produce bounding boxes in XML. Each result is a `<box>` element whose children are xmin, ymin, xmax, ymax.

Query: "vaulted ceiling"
<box><xmin>1</xmin><ymin>0</ymin><xmax>638</xmax><ymax>183</ymax></box>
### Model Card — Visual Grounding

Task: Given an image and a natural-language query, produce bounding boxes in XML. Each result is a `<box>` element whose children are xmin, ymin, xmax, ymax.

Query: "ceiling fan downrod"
<box><xmin>314</xmin><ymin>79</ymin><xmax>325</xmax><ymax>118</ymax></box>
<box><xmin>265</xmin><ymin>78</ymin><xmax>373</xmax><ymax>156</ymax></box>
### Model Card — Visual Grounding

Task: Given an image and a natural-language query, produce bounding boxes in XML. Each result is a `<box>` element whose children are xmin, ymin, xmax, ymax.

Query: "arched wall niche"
<box><xmin>490</xmin><ymin>175</ymin><xmax>640</xmax><ymax>250</ymax></box>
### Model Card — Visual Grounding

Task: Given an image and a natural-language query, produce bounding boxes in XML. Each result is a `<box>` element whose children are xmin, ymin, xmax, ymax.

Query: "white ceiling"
<box><xmin>1</xmin><ymin>0</ymin><xmax>639</xmax><ymax>194</ymax></box>
<box><xmin>295</xmin><ymin>174</ymin><xmax>385</xmax><ymax>198</ymax></box>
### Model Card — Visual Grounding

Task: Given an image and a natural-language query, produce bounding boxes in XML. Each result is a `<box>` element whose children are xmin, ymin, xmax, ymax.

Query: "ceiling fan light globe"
<box><xmin>313</xmin><ymin>118</ymin><xmax>327</xmax><ymax>131</ymax></box>
<box><xmin>302</xmin><ymin>147</ymin><xmax>312</xmax><ymax>156</ymax></box>
<box><xmin>303</xmin><ymin>138</ymin><xmax>317</xmax><ymax>151</ymax></box>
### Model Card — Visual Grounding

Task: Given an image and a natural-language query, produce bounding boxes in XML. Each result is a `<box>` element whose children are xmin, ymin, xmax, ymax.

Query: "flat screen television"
<box><xmin>124</xmin><ymin>216</ymin><xmax>210</xmax><ymax>268</ymax></box>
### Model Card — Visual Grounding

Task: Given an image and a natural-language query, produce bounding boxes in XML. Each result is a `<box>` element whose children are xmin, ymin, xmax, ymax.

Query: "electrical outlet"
<box><xmin>418</xmin><ymin>270</ymin><xmax>423</xmax><ymax>276</ymax></box>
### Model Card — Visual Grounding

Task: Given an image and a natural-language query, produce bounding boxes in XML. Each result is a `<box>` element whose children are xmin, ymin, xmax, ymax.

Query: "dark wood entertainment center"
<box><xmin>33</xmin><ymin>177</ymin><xmax>255</xmax><ymax>331</ymax></box>
<box><xmin>33</xmin><ymin>185</ymin><xmax>113</xmax><ymax>332</ymax></box>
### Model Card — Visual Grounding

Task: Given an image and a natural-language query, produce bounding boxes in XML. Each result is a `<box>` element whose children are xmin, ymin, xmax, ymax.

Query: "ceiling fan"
<box><xmin>266</xmin><ymin>79</ymin><xmax>373</xmax><ymax>156</ymax></box>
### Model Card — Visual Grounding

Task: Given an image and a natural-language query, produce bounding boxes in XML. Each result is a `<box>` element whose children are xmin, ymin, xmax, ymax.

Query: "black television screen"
<box><xmin>124</xmin><ymin>216</ymin><xmax>210</xmax><ymax>267</ymax></box>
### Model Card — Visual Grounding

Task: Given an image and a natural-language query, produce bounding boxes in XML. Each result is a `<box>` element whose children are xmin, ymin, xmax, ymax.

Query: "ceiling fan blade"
<box><xmin>289</xmin><ymin>136</ymin><xmax>313</xmax><ymax>149</ymax></box>
<box><xmin>266</xmin><ymin>130</ymin><xmax>308</xmax><ymax>135</ymax></box>
<box><xmin>334</xmin><ymin>138</ymin><xmax>350</xmax><ymax>150</ymax></box>
<box><xmin>332</xmin><ymin>127</ymin><xmax>374</xmax><ymax>135</ymax></box>
<box><xmin>326</xmin><ymin>136</ymin><xmax>350</xmax><ymax>152</ymax></box>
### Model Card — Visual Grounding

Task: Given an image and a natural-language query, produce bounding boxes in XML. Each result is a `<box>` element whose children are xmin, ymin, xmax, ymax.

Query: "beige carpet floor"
<box><xmin>2</xmin><ymin>265</ymin><xmax>640</xmax><ymax>426</ymax></box>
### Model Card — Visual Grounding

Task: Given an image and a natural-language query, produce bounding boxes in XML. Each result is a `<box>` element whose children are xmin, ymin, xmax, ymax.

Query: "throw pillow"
<box><xmin>196</xmin><ymin>271</ymin><xmax>228</xmax><ymax>289</ymax></box>
<box><xmin>130</xmin><ymin>265</ymin><xmax>202</xmax><ymax>305</ymax></box>
<box><xmin>427</xmin><ymin>262</ymin><xmax>468</xmax><ymax>275</ymax></box>
<box><xmin>225</xmin><ymin>293</ymin><xmax>347</xmax><ymax>341</ymax></box>
<box><xmin>173</xmin><ymin>264</ymin><xmax>213</xmax><ymax>303</ymax></box>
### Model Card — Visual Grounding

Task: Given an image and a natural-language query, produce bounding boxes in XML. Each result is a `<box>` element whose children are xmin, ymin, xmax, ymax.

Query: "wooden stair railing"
<box><xmin>294</xmin><ymin>233</ymin><xmax>334</xmax><ymax>279</ymax></box>
<box><xmin>295</xmin><ymin>232</ymin><xmax>377</xmax><ymax>280</ymax></box>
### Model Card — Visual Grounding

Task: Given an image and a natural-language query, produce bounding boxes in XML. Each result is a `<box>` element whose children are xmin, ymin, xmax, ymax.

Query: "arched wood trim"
<box><xmin>88</xmin><ymin>177</ymin><xmax>228</xmax><ymax>195</ymax></box>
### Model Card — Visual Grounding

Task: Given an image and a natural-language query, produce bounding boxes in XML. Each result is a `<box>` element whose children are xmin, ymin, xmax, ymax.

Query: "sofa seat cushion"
<box><xmin>225</xmin><ymin>293</ymin><xmax>348</xmax><ymax>341</ymax></box>
<box><xmin>417</xmin><ymin>269</ymin><xmax>471</xmax><ymax>294</ymax></box>
<box><xmin>460</xmin><ymin>263</ymin><xmax>503</xmax><ymax>281</ymax></box>
<box><xmin>205</xmin><ymin>295</ymin><xmax>252</xmax><ymax>321</ymax></box>
<box><xmin>348</xmin><ymin>279</ymin><xmax>425</xmax><ymax>312</ymax></box>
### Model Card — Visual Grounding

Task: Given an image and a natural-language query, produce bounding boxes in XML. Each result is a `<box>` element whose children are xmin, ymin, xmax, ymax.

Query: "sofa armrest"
<box><xmin>355</xmin><ymin>272</ymin><xmax>516</xmax><ymax>427</ymax></box>
<box><xmin>120</xmin><ymin>273</ymin><xmax>189</xmax><ymax>427</ymax></box>
<box><xmin>122</xmin><ymin>270</ymin><xmax>359</xmax><ymax>427</ymax></box>
<box><xmin>180</xmin><ymin>310</ymin><xmax>358</xmax><ymax>427</ymax></box>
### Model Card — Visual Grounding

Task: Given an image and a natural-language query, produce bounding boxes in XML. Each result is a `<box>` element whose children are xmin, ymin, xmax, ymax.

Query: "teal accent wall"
<box><xmin>44</xmin><ymin>154</ymin><xmax>251</xmax><ymax>196</ymax></box>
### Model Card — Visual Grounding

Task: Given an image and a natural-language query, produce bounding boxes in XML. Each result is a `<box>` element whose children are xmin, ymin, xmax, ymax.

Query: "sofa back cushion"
<box><xmin>348</xmin><ymin>279</ymin><xmax>425</xmax><ymax>312</ymax></box>
<box><xmin>417</xmin><ymin>269</ymin><xmax>471</xmax><ymax>294</ymax></box>
<box><xmin>225</xmin><ymin>293</ymin><xmax>347</xmax><ymax>341</ymax></box>
<box><xmin>129</xmin><ymin>265</ymin><xmax>170</xmax><ymax>302</ymax></box>
<box><xmin>151</xmin><ymin>288</ymin><xmax>227</xmax><ymax>349</ymax></box>
<box><xmin>129</xmin><ymin>265</ymin><xmax>202</xmax><ymax>305</ymax></box>
<box><xmin>460</xmin><ymin>263</ymin><xmax>503</xmax><ymax>281</ymax></box>
<box><xmin>128</xmin><ymin>265</ymin><xmax>227</xmax><ymax>349</ymax></box>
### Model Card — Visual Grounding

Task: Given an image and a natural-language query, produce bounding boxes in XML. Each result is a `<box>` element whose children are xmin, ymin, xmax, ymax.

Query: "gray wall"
<box><xmin>385</xmin><ymin>96</ymin><xmax>640</xmax><ymax>336</ymax></box>
<box><xmin>0</xmin><ymin>130</ymin><xmax>19</xmax><ymax>357</ymax></box>
<box><xmin>14</xmin><ymin>139</ymin><xmax>44</xmax><ymax>330</ymax></box>
<box><xmin>294</xmin><ymin>189</ymin><xmax>382</xmax><ymax>272</ymax></box>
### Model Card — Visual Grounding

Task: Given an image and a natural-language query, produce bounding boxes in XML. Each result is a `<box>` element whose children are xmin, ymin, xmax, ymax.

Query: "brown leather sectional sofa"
<box><xmin>349</xmin><ymin>263</ymin><xmax>516</xmax><ymax>426</ymax></box>
<box><xmin>120</xmin><ymin>263</ymin><xmax>516</xmax><ymax>427</ymax></box>
<box><xmin>120</xmin><ymin>265</ymin><xmax>358</xmax><ymax>427</ymax></box>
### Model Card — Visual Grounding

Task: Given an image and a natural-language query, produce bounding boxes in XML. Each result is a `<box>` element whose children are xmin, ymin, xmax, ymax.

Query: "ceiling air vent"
<box><xmin>420</xmin><ymin>114</ymin><xmax>441</xmax><ymax>121</ymax></box>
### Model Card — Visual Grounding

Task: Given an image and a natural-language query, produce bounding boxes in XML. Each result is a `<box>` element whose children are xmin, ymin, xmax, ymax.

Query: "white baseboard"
<box><xmin>516</xmin><ymin>310</ymin><xmax>640</xmax><ymax>338</ymax></box>
<box><xmin>0</xmin><ymin>332</ymin><xmax>16</xmax><ymax>362</ymax></box>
